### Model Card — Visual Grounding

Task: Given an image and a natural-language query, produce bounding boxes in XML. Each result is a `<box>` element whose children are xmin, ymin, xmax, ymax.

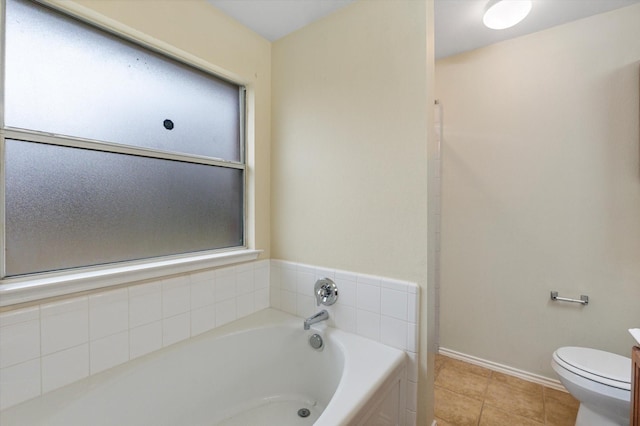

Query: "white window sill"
<box><xmin>0</xmin><ymin>249</ymin><xmax>263</xmax><ymax>307</ymax></box>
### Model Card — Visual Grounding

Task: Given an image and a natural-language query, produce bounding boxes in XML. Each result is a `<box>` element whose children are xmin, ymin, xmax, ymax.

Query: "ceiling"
<box><xmin>434</xmin><ymin>0</ymin><xmax>640</xmax><ymax>58</ymax></box>
<box><xmin>208</xmin><ymin>0</ymin><xmax>640</xmax><ymax>59</ymax></box>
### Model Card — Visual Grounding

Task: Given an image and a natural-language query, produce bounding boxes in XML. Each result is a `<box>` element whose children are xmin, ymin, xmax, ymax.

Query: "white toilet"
<box><xmin>551</xmin><ymin>346</ymin><xmax>631</xmax><ymax>426</ymax></box>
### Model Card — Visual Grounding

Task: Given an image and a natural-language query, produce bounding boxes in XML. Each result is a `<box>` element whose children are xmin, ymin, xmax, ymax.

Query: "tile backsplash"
<box><xmin>269</xmin><ymin>259</ymin><xmax>420</xmax><ymax>424</ymax></box>
<box><xmin>0</xmin><ymin>260</ymin><xmax>269</xmax><ymax>410</ymax></box>
<box><xmin>0</xmin><ymin>258</ymin><xmax>418</xmax><ymax>425</ymax></box>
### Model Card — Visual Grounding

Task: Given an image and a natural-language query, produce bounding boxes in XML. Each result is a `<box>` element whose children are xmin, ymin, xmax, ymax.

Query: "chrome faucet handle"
<box><xmin>314</xmin><ymin>278</ymin><xmax>338</xmax><ymax>306</ymax></box>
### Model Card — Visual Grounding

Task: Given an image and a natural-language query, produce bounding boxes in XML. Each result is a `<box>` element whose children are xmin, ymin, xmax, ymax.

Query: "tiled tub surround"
<box><xmin>0</xmin><ymin>260</ymin><xmax>270</xmax><ymax>410</ymax></box>
<box><xmin>270</xmin><ymin>260</ymin><xmax>420</xmax><ymax>425</ymax></box>
<box><xmin>0</xmin><ymin>258</ymin><xmax>419</xmax><ymax>424</ymax></box>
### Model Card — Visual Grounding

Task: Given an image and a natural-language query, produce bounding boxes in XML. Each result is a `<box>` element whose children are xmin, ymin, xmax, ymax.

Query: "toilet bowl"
<box><xmin>551</xmin><ymin>347</ymin><xmax>631</xmax><ymax>426</ymax></box>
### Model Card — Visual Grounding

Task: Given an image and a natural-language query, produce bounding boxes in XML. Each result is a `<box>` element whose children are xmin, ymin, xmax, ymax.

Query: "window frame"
<box><xmin>0</xmin><ymin>0</ymin><xmax>260</xmax><ymax>307</ymax></box>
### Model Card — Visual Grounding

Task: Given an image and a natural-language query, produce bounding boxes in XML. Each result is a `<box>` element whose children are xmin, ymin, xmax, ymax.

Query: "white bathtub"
<box><xmin>0</xmin><ymin>308</ymin><xmax>407</xmax><ymax>425</ymax></box>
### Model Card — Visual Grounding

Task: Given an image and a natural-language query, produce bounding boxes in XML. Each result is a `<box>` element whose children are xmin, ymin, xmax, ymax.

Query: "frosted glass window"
<box><xmin>5</xmin><ymin>0</ymin><xmax>241</xmax><ymax>162</ymax></box>
<box><xmin>1</xmin><ymin>0</ymin><xmax>247</xmax><ymax>278</ymax></box>
<box><xmin>5</xmin><ymin>140</ymin><xmax>243</xmax><ymax>277</ymax></box>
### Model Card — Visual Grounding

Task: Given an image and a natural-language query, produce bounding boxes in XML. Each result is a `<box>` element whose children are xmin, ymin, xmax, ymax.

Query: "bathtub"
<box><xmin>0</xmin><ymin>308</ymin><xmax>407</xmax><ymax>425</ymax></box>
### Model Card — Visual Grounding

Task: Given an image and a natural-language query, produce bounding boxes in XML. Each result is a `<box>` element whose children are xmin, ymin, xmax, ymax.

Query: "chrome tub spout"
<box><xmin>304</xmin><ymin>310</ymin><xmax>329</xmax><ymax>330</ymax></box>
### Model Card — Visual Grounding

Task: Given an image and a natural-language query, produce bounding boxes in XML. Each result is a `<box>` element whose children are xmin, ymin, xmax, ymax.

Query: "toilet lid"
<box><xmin>555</xmin><ymin>347</ymin><xmax>631</xmax><ymax>387</ymax></box>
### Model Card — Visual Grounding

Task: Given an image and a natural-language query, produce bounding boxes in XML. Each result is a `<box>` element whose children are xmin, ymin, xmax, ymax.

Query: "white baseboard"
<box><xmin>438</xmin><ymin>347</ymin><xmax>567</xmax><ymax>392</ymax></box>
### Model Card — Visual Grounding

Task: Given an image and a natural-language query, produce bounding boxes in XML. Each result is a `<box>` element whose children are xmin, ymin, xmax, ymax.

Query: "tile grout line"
<box><xmin>477</xmin><ymin>370</ymin><xmax>492</xmax><ymax>425</ymax></box>
<box><xmin>542</xmin><ymin>386</ymin><xmax>547</xmax><ymax>426</ymax></box>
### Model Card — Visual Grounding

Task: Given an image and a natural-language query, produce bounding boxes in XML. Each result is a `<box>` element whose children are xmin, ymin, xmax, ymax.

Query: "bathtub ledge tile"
<box><xmin>162</xmin><ymin>313</ymin><xmax>190</xmax><ymax>347</ymax></box>
<box><xmin>129</xmin><ymin>321</ymin><xmax>162</xmax><ymax>359</ymax></box>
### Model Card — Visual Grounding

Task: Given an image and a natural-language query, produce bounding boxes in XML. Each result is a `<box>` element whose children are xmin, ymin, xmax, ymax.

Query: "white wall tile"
<box><xmin>381</xmin><ymin>288</ymin><xmax>408</xmax><ymax>321</ymax></box>
<box><xmin>189</xmin><ymin>269</ymin><xmax>215</xmax><ymax>285</ymax></box>
<box><xmin>191</xmin><ymin>305</ymin><xmax>216</xmax><ymax>336</ymax></box>
<box><xmin>269</xmin><ymin>287</ymin><xmax>281</xmax><ymax>309</ymax></box>
<box><xmin>380</xmin><ymin>278</ymin><xmax>408</xmax><ymax>292</ymax></box>
<box><xmin>162</xmin><ymin>276</ymin><xmax>190</xmax><ymax>318</ymax></box>
<box><xmin>281</xmin><ymin>266</ymin><xmax>297</xmax><ymax>292</ymax></box>
<box><xmin>254</xmin><ymin>264</ymin><xmax>270</xmax><ymax>289</ymax></box>
<box><xmin>190</xmin><ymin>275</ymin><xmax>215</xmax><ymax>310</ymax></box>
<box><xmin>41</xmin><ymin>297</ymin><xmax>88</xmax><ymax>355</ymax></box>
<box><xmin>235</xmin><ymin>262</ymin><xmax>252</xmax><ymax>273</ymax></box>
<box><xmin>381</xmin><ymin>316</ymin><xmax>408</xmax><ymax>350</ymax></box>
<box><xmin>314</xmin><ymin>267</ymin><xmax>335</xmax><ymax>281</ymax></box>
<box><xmin>280</xmin><ymin>290</ymin><xmax>297</xmax><ymax>315</ymax></box>
<box><xmin>0</xmin><ymin>306</ymin><xmax>39</xmax><ymax>327</ymax></box>
<box><xmin>356</xmin><ymin>309</ymin><xmax>381</xmax><ymax>341</ymax></box>
<box><xmin>269</xmin><ymin>263</ymin><xmax>282</xmax><ymax>289</ymax></box>
<box><xmin>332</xmin><ymin>304</ymin><xmax>357</xmax><ymax>333</ymax></box>
<box><xmin>129</xmin><ymin>321</ymin><xmax>162</xmax><ymax>359</ymax></box>
<box><xmin>335</xmin><ymin>269</ymin><xmax>357</xmax><ymax>282</ymax></box>
<box><xmin>236</xmin><ymin>293</ymin><xmax>255</xmax><ymax>318</ymax></box>
<box><xmin>336</xmin><ymin>279</ymin><xmax>357</xmax><ymax>307</ymax></box>
<box><xmin>90</xmin><ymin>331</ymin><xmax>129</xmax><ymax>375</ymax></box>
<box><xmin>357</xmin><ymin>283</ymin><xmax>381</xmax><ymax>313</ymax></box>
<box><xmin>215</xmin><ymin>272</ymin><xmax>237</xmax><ymax>302</ymax></box>
<box><xmin>254</xmin><ymin>288</ymin><xmax>270</xmax><ymax>311</ymax></box>
<box><xmin>0</xmin><ymin>259</ymin><xmax>277</xmax><ymax>405</ymax></box>
<box><xmin>357</xmin><ymin>274</ymin><xmax>381</xmax><ymax>287</ymax></box>
<box><xmin>252</xmin><ymin>259</ymin><xmax>269</xmax><ymax>269</ymax></box>
<box><xmin>296</xmin><ymin>294</ymin><xmax>315</xmax><ymax>319</ymax></box>
<box><xmin>215</xmin><ymin>265</ymin><xmax>235</xmax><ymax>277</ymax></box>
<box><xmin>42</xmin><ymin>344</ymin><xmax>89</xmax><ymax>393</ymax></box>
<box><xmin>296</xmin><ymin>264</ymin><xmax>314</xmax><ymax>273</ymax></box>
<box><xmin>236</xmin><ymin>269</ymin><xmax>254</xmax><ymax>295</ymax></box>
<box><xmin>215</xmin><ymin>299</ymin><xmax>237</xmax><ymax>327</ymax></box>
<box><xmin>0</xmin><ymin>359</ymin><xmax>41</xmax><ymax>411</ymax></box>
<box><xmin>162</xmin><ymin>313</ymin><xmax>190</xmax><ymax>347</ymax></box>
<box><xmin>296</xmin><ymin>270</ymin><xmax>315</xmax><ymax>295</ymax></box>
<box><xmin>129</xmin><ymin>282</ymin><xmax>161</xmax><ymax>328</ymax></box>
<box><xmin>89</xmin><ymin>288</ymin><xmax>128</xmax><ymax>341</ymax></box>
<box><xmin>407</xmin><ymin>322</ymin><xmax>417</xmax><ymax>352</ymax></box>
<box><xmin>0</xmin><ymin>317</ymin><xmax>40</xmax><ymax>369</ymax></box>
<box><xmin>407</xmin><ymin>293</ymin><xmax>418</xmax><ymax>323</ymax></box>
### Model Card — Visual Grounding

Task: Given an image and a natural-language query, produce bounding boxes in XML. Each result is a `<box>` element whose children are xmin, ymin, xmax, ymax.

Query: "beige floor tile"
<box><xmin>433</xmin><ymin>357</ymin><xmax>577</xmax><ymax>426</ymax></box>
<box><xmin>435</xmin><ymin>385</ymin><xmax>483</xmax><ymax>426</ymax></box>
<box><xmin>434</xmin><ymin>417</ymin><xmax>458</xmax><ymax>426</ymax></box>
<box><xmin>491</xmin><ymin>371</ymin><xmax>544</xmax><ymax>395</ymax></box>
<box><xmin>435</xmin><ymin>362</ymin><xmax>491</xmax><ymax>401</ymax></box>
<box><xmin>484</xmin><ymin>379</ymin><xmax>545</xmax><ymax>422</ymax></box>
<box><xmin>544</xmin><ymin>387</ymin><xmax>579</xmax><ymax>408</ymax></box>
<box><xmin>444</xmin><ymin>356</ymin><xmax>492</xmax><ymax>378</ymax></box>
<box><xmin>544</xmin><ymin>387</ymin><xmax>579</xmax><ymax>426</ymax></box>
<box><xmin>479</xmin><ymin>405</ymin><xmax>543</xmax><ymax>426</ymax></box>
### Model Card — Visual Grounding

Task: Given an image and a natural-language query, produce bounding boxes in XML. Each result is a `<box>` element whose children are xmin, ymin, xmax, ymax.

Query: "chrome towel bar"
<box><xmin>550</xmin><ymin>291</ymin><xmax>589</xmax><ymax>305</ymax></box>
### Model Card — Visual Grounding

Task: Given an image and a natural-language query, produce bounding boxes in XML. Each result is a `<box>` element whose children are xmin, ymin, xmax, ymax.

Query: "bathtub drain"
<box><xmin>297</xmin><ymin>408</ymin><xmax>311</xmax><ymax>418</ymax></box>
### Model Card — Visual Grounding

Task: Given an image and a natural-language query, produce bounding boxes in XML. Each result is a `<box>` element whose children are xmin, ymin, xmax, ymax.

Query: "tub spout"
<box><xmin>304</xmin><ymin>310</ymin><xmax>329</xmax><ymax>330</ymax></box>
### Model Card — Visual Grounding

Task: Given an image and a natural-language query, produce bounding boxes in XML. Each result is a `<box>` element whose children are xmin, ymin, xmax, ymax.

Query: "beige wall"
<box><xmin>61</xmin><ymin>0</ymin><xmax>272</xmax><ymax>258</ymax></box>
<box><xmin>436</xmin><ymin>4</ymin><xmax>640</xmax><ymax>379</ymax></box>
<box><xmin>271</xmin><ymin>0</ymin><xmax>432</xmax><ymax>421</ymax></box>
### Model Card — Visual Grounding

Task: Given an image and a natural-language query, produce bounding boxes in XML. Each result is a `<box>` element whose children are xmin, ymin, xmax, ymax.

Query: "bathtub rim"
<box><xmin>0</xmin><ymin>308</ymin><xmax>407</xmax><ymax>426</ymax></box>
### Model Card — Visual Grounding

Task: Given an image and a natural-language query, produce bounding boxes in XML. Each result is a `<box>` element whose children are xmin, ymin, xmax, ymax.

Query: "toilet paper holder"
<box><xmin>550</xmin><ymin>291</ymin><xmax>589</xmax><ymax>305</ymax></box>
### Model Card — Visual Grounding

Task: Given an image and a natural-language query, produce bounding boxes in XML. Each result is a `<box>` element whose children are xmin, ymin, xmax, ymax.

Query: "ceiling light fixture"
<box><xmin>483</xmin><ymin>0</ymin><xmax>532</xmax><ymax>30</ymax></box>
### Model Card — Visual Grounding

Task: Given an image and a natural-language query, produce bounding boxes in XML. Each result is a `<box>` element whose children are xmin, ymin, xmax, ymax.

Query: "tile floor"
<box><xmin>434</xmin><ymin>354</ymin><xmax>579</xmax><ymax>426</ymax></box>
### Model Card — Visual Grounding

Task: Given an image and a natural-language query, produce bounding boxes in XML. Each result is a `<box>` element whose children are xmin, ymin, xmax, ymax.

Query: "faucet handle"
<box><xmin>314</xmin><ymin>278</ymin><xmax>338</xmax><ymax>306</ymax></box>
